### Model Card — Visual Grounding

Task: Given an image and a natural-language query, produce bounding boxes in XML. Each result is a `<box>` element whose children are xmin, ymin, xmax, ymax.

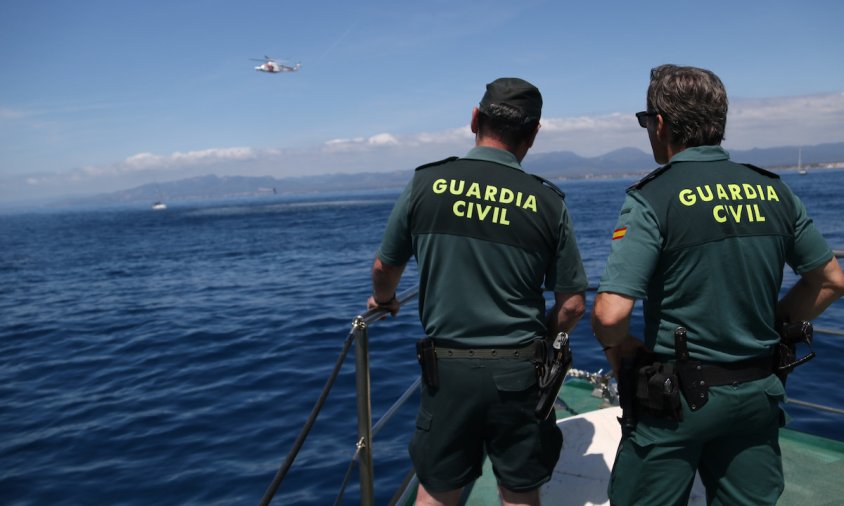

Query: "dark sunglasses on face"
<box><xmin>636</xmin><ymin>110</ymin><xmax>658</xmax><ymax>128</ymax></box>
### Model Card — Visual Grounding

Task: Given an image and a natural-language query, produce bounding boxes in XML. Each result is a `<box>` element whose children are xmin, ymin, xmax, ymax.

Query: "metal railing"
<box><xmin>258</xmin><ymin>286</ymin><xmax>419</xmax><ymax>506</ymax></box>
<box><xmin>349</xmin><ymin>286</ymin><xmax>419</xmax><ymax>505</ymax></box>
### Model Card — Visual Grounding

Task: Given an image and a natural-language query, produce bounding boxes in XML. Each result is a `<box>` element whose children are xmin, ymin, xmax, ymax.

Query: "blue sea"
<box><xmin>2</xmin><ymin>170</ymin><xmax>843</xmax><ymax>505</ymax></box>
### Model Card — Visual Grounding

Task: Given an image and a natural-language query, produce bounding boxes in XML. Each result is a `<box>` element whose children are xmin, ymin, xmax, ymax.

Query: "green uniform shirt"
<box><xmin>378</xmin><ymin>146</ymin><xmax>587</xmax><ymax>347</ymax></box>
<box><xmin>598</xmin><ymin>146</ymin><xmax>832</xmax><ymax>362</ymax></box>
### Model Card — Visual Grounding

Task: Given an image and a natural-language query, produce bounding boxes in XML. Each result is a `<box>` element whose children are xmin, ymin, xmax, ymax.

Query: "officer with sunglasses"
<box><xmin>592</xmin><ymin>64</ymin><xmax>844</xmax><ymax>505</ymax></box>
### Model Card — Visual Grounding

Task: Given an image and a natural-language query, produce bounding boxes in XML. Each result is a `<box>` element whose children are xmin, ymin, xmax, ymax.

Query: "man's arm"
<box><xmin>777</xmin><ymin>257</ymin><xmax>844</xmax><ymax>323</ymax></box>
<box><xmin>547</xmin><ymin>291</ymin><xmax>586</xmax><ymax>337</ymax></box>
<box><xmin>368</xmin><ymin>256</ymin><xmax>406</xmax><ymax>315</ymax></box>
<box><xmin>591</xmin><ymin>292</ymin><xmax>635</xmax><ymax>346</ymax></box>
<box><xmin>591</xmin><ymin>292</ymin><xmax>643</xmax><ymax>377</ymax></box>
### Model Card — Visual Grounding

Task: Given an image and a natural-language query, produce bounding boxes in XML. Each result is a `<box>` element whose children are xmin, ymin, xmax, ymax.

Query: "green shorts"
<box><xmin>409</xmin><ymin>358</ymin><xmax>562</xmax><ymax>492</ymax></box>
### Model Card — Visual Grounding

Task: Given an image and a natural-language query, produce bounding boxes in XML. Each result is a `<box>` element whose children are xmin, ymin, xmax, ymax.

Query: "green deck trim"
<box><xmin>554</xmin><ymin>380</ymin><xmax>608</xmax><ymax>419</ymax></box>
<box><xmin>779</xmin><ymin>426</ymin><xmax>844</xmax><ymax>505</ymax></box>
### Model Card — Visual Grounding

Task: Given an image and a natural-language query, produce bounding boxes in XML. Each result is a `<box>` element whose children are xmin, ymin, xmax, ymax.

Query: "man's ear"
<box><xmin>525</xmin><ymin>122</ymin><xmax>540</xmax><ymax>149</ymax></box>
<box><xmin>655</xmin><ymin>114</ymin><xmax>669</xmax><ymax>143</ymax></box>
<box><xmin>471</xmin><ymin>107</ymin><xmax>480</xmax><ymax>134</ymax></box>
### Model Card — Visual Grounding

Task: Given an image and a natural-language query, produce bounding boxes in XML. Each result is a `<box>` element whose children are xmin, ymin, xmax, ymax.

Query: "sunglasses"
<box><xmin>635</xmin><ymin>110</ymin><xmax>659</xmax><ymax>128</ymax></box>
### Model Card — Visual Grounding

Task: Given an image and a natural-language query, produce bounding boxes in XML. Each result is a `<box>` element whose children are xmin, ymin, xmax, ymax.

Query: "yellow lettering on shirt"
<box><xmin>523</xmin><ymin>195</ymin><xmax>537</xmax><ymax>213</ymax></box>
<box><xmin>499</xmin><ymin>187</ymin><xmax>514</xmax><ymax>204</ymax></box>
<box><xmin>432</xmin><ymin>178</ymin><xmax>538</xmax><ymax>227</ymax></box>
<box><xmin>677</xmin><ymin>182</ymin><xmax>780</xmax><ymax>224</ymax></box>
<box><xmin>679</xmin><ymin>189</ymin><xmax>695</xmax><ymax>206</ymax></box>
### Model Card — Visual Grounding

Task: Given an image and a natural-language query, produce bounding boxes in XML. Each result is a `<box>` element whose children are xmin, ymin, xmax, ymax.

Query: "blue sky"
<box><xmin>2</xmin><ymin>0</ymin><xmax>843</xmax><ymax>202</ymax></box>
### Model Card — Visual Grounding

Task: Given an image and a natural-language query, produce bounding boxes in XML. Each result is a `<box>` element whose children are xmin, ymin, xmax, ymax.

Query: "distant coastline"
<box><xmin>9</xmin><ymin>142</ymin><xmax>844</xmax><ymax>211</ymax></box>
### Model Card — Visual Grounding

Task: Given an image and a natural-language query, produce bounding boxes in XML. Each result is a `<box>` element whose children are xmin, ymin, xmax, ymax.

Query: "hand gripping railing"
<box><xmin>258</xmin><ymin>286</ymin><xmax>419</xmax><ymax>506</ymax></box>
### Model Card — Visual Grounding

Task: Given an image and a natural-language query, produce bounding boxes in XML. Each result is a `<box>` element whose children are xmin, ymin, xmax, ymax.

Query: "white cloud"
<box><xmin>124</xmin><ymin>152</ymin><xmax>164</xmax><ymax>169</ymax></box>
<box><xmin>322</xmin><ymin>128</ymin><xmax>470</xmax><ymax>155</ymax></box>
<box><xmin>145</xmin><ymin>147</ymin><xmax>258</xmax><ymax>168</ymax></box>
<box><xmin>726</xmin><ymin>92</ymin><xmax>844</xmax><ymax>148</ymax></box>
<box><xmin>368</xmin><ymin>133</ymin><xmax>399</xmax><ymax>145</ymax></box>
<box><xmin>322</xmin><ymin>137</ymin><xmax>366</xmax><ymax>152</ymax></box>
<box><xmin>6</xmin><ymin>91</ymin><xmax>843</xmax><ymax>203</ymax></box>
<box><xmin>81</xmin><ymin>147</ymin><xmax>261</xmax><ymax>176</ymax></box>
<box><xmin>541</xmin><ymin>113</ymin><xmax>629</xmax><ymax>133</ymax></box>
<box><xmin>535</xmin><ymin>92</ymin><xmax>844</xmax><ymax>155</ymax></box>
<box><xmin>322</xmin><ymin>133</ymin><xmax>401</xmax><ymax>152</ymax></box>
<box><xmin>415</xmin><ymin>127</ymin><xmax>473</xmax><ymax>145</ymax></box>
<box><xmin>71</xmin><ymin>91</ymin><xmax>844</xmax><ymax>181</ymax></box>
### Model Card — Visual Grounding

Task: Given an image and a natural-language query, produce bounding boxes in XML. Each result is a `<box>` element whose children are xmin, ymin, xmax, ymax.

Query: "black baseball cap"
<box><xmin>478</xmin><ymin>77</ymin><xmax>542</xmax><ymax>121</ymax></box>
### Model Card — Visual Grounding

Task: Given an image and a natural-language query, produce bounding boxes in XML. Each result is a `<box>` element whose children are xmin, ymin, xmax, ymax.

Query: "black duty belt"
<box><xmin>436</xmin><ymin>340</ymin><xmax>538</xmax><ymax>360</ymax></box>
<box><xmin>681</xmin><ymin>356</ymin><xmax>773</xmax><ymax>387</ymax></box>
<box><xmin>674</xmin><ymin>327</ymin><xmax>774</xmax><ymax>411</ymax></box>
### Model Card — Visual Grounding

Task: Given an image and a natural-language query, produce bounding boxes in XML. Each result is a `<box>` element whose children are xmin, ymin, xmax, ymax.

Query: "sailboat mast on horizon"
<box><xmin>798</xmin><ymin>147</ymin><xmax>808</xmax><ymax>175</ymax></box>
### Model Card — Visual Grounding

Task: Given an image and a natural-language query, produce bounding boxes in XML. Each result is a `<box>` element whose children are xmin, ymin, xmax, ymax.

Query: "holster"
<box><xmin>617</xmin><ymin>345</ymin><xmax>681</xmax><ymax>429</ymax></box>
<box><xmin>534</xmin><ymin>333</ymin><xmax>572</xmax><ymax>420</ymax></box>
<box><xmin>616</xmin><ymin>348</ymin><xmax>679</xmax><ymax>435</ymax></box>
<box><xmin>416</xmin><ymin>338</ymin><xmax>439</xmax><ymax>390</ymax></box>
<box><xmin>634</xmin><ymin>357</ymin><xmax>682</xmax><ymax>422</ymax></box>
<box><xmin>775</xmin><ymin>321</ymin><xmax>815</xmax><ymax>385</ymax></box>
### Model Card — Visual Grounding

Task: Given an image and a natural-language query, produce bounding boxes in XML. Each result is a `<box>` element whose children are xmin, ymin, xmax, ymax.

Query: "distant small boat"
<box><xmin>798</xmin><ymin>148</ymin><xmax>808</xmax><ymax>175</ymax></box>
<box><xmin>152</xmin><ymin>182</ymin><xmax>168</xmax><ymax>209</ymax></box>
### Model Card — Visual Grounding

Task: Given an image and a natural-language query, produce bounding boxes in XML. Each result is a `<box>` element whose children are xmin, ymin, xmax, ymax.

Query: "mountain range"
<box><xmin>66</xmin><ymin>142</ymin><xmax>844</xmax><ymax>206</ymax></box>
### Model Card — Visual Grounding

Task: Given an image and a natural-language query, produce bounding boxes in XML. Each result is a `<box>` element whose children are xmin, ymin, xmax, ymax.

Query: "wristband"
<box><xmin>374</xmin><ymin>293</ymin><xmax>397</xmax><ymax>305</ymax></box>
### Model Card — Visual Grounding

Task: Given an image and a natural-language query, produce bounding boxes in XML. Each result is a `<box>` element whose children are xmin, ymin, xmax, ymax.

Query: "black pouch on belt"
<box><xmin>635</xmin><ymin>361</ymin><xmax>682</xmax><ymax>421</ymax></box>
<box><xmin>416</xmin><ymin>338</ymin><xmax>439</xmax><ymax>390</ymax></box>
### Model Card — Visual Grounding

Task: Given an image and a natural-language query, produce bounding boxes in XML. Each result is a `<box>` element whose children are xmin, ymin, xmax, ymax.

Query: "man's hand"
<box><xmin>604</xmin><ymin>335</ymin><xmax>645</xmax><ymax>379</ymax></box>
<box><xmin>367</xmin><ymin>294</ymin><xmax>400</xmax><ymax>317</ymax></box>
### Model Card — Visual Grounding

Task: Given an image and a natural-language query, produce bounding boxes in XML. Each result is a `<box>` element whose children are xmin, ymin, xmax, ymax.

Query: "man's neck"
<box><xmin>476</xmin><ymin>137</ymin><xmax>526</xmax><ymax>162</ymax></box>
<box><xmin>664</xmin><ymin>143</ymin><xmax>686</xmax><ymax>162</ymax></box>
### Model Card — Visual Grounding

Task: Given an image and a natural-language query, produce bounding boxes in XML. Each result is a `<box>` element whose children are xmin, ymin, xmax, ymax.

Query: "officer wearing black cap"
<box><xmin>367</xmin><ymin>78</ymin><xmax>588</xmax><ymax>505</ymax></box>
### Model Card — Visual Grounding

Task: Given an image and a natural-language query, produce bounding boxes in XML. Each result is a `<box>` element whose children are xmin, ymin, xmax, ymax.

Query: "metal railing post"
<box><xmin>352</xmin><ymin>316</ymin><xmax>375</xmax><ymax>505</ymax></box>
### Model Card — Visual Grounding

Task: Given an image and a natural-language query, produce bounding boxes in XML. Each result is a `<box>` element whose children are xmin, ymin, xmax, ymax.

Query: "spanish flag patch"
<box><xmin>612</xmin><ymin>227</ymin><xmax>628</xmax><ymax>240</ymax></box>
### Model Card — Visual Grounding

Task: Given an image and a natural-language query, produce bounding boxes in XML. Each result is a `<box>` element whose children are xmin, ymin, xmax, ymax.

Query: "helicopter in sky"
<box><xmin>252</xmin><ymin>56</ymin><xmax>301</xmax><ymax>73</ymax></box>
